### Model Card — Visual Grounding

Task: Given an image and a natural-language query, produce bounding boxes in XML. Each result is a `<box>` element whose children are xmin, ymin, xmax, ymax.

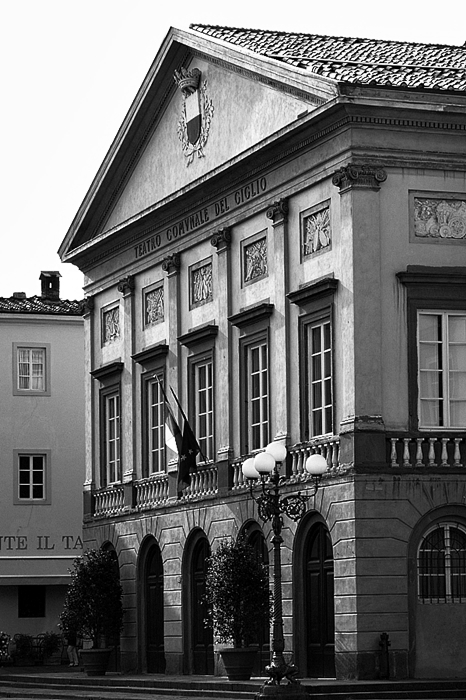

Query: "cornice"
<box><xmin>132</xmin><ymin>342</ymin><xmax>169</xmax><ymax>365</ymax></box>
<box><xmin>229</xmin><ymin>302</ymin><xmax>274</xmax><ymax>329</ymax></box>
<box><xmin>288</xmin><ymin>277</ymin><xmax>338</xmax><ymax>306</ymax></box>
<box><xmin>90</xmin><ymin>360</ymin><xmax>124</xmax><ymax>381</ymax></box>
<box><xmin>178</xmin><ymin>323</ymin><xmax>218</xmax><ymax>348</ymax></box>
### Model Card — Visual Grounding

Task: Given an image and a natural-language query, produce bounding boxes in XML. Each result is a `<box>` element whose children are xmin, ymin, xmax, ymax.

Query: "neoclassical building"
<box><xmin>59</xmin><ymin>26</ymin><xmax>466</xmax><ymax>679</ymax></box>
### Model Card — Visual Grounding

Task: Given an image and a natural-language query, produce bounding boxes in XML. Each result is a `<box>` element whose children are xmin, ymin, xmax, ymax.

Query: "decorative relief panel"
<box><xmin>301</xmin><ymin>202</ymin><xmax>331</xmax><ymax>258</ymax></box>
<box><xmin>243</xmin><ymin>234</ymin><xmax>268</xmax><ymax>285</ymax></box>
<box><xmin>190</xmin><ymin>259</ymin><xmax>213</xmax><ymax>308</ymax></box>
<box><xmin>414</xmin><ymin>195</ymin><xmax>466</xmax><ymax>240</ymax></box>
<box><xmin>102</xmin><ymin>307</ymin><xmax>120</xmax><ymax>344</ymax></box>
<box><xmin>144</xmin><ymin>285</ymin><xmax>164</xmax><ymax>326</ymax></box>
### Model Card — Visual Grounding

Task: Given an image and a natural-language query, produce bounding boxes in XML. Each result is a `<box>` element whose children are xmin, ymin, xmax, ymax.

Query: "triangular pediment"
<box><xmin>59</xmin><ymin>27</ymin><xmax>338</xmax><ymax>260</ymax></box>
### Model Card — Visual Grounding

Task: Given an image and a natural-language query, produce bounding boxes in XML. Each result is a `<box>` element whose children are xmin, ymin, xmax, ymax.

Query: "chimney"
<box><xmin>40</xmin><ymin>271</ymin><xmax>61</xmax><ymax>301</ymax></box>
<box><xmin>13</xmin><ymin>292</ymin><xmax>27</xmax><ymax>299</ymax></box>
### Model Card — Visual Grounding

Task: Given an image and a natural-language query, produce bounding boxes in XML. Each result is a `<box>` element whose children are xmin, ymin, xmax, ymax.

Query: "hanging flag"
<box><xmin>177</xmin><ymin>419</ymin><xmax>201</xmax><ymax>496</ymax></box>
<box><xmin>165</xmin><ymin>402</ymin><xmax>182</xmax><ymax>455</ymax></box>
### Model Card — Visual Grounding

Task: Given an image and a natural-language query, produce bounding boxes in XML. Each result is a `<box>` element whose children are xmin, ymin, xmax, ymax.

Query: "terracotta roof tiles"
<box><xmin>190</xmin><ymin>25</ymin><xmax>466</xmax><ymax>92</ymax></box>
<box><xmin>0</xmin><ymin>295</ymin><xmax>83</xmax><ymax>315</ymax></box>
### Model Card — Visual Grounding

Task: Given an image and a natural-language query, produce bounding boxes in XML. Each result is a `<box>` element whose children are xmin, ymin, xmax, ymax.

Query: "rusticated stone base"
<box><xmin>255</xmin><ymin>683</ymin><xmax>308</xmax><ymax>700</ymax></box>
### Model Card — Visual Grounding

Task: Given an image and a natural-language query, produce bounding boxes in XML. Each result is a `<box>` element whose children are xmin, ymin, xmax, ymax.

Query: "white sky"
<box><xmin>1</xmin><ymin>0</ymin><xmax>464</xmax><ymax>301</ymax></box>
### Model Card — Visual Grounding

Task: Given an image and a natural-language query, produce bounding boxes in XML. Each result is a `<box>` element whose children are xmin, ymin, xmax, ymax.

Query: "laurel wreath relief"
<box><xmin>177</xmin><ymin>80</ymin><xmax>214</xmax><ymax>165</ymax></box>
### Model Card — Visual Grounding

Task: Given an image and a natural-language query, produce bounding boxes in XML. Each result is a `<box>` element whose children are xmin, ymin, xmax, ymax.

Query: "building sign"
<box><xmin>134</xmin><ymin>176</ymin><xmax>268</xmax><ymax>260</ymax></box>
<box><xmin>0</xmin><ymin>534</ymin><xmax>83</xmax><ymax>551</ymax></box>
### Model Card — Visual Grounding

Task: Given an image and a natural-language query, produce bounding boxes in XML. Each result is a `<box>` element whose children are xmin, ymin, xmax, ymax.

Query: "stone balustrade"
<box><xmin>389</xmin><ymin>434</ymin><xmax>465</xmax><ymax>468</ymax></box>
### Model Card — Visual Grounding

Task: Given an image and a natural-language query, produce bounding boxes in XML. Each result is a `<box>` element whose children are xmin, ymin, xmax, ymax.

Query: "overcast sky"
<box><xmin>1</xmin><ymin>0</ymin><xmax>464</xmax><ymax>301</ymax></box>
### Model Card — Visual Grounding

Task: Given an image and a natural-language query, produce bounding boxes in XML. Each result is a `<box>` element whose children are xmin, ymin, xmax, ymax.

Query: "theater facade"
<box><xmin>59</xmin><ymin>26</ymin><xmax>466</xmax><ymax>679</ymax></box>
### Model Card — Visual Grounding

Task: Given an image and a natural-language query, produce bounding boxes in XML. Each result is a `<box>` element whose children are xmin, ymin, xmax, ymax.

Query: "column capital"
<box><xmin>210</xmin><ymin>227</ymin><xmax>232</xmax><ymax>251</ymax></box>
<box><xmin>117</xmin><ymin>275</ymin><xmax>135</xmax><ymax>296</ymax></box>
<box><xmin>79</xmin><ymin>295</ymin><xmax>94</xmax><ymax>316</ymax></box>
<box><xmin>332</xmin><ymin>164</ymin><xmax>387</xmax><ymax>193</ymax></box>
<box><xmin>266</xmin><ymin>198</ymin><xmax>289</xmax><ymax>224</ymax></box>
<box><xmin>162</xmin><ymin>253</ymin><xmax>181</xmax><ymax>275</ymax></box>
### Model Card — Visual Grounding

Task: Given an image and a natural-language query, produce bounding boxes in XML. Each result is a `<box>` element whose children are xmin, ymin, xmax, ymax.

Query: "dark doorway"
<box><xmin>191</xmin><ymin>537</ymin><xmax>214</xmax><ymax>674</ymax></box>
<box><xmin>247</xmin><ymin>528</ymin><xmax>270</xmax><ymax>676</ymax></box>
<box><xmin>305</xmin><ymin>522</ymin><xmax>335</xmax><ymax>677</ymax></box>
<box><xmin>145</xmin><ymin>544</ymin><xmax>166</xmax><ymax>673</ymax></box>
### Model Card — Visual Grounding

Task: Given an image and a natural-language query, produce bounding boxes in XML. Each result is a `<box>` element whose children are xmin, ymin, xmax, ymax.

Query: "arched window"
<box><xmin>418</xmin><ymin>522</ymin><xmax>466</xmax><ymax>603</ymax></box>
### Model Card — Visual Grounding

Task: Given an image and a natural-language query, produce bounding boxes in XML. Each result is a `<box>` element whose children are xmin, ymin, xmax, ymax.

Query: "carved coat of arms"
<box><xmin>174</xmin><ymin>67</ymin><xmax>214</xmax><ymax>165</ymax></box>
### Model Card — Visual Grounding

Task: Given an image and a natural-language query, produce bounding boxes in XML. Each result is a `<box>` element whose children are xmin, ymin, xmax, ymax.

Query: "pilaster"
<box><xmin>162</xmin><ymin>253</ymin><xmax>181</xmax><ymax>499</ymax></box>
<box><xmin>211</xmin><ymin>227</ymin><xmax>233</xmax><ymax>492</ymax></box>
<box><xmin>80</xmin><ymin>296</ymin><xmax>95</xmax><ymax>520</ymax></box>
<box><xmin>266</xmin><ymin>198</ymin><xmax>290</xmax><ymax>443</ymax></box>
<box><xmin>118</xmin><ymin>276</ymin><xmax>136</xmax><ymax>494</ymax></box>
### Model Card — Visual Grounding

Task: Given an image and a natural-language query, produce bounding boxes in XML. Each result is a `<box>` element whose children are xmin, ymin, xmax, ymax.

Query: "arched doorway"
<box><xmin>100</xmin><ymin>542</ymin><xmax>121</xmax><ymax>672</ymax></box>
<box><xmin>144</xmin><ymin>543</ymin><xmax>166</xmax><ymax>673</ymax></box>
<box><xmin>409</xmin><ymin>508</ymin><xmax>466</xmax><ymax>678</ymax></box>
<box><xmin>243</xmin><ymin>522</ymin><xmax>270</xmax><ymax>675</ymax></box>
<box><xmin>304</xmin><ymin>521</ymin><xmax>335</xmax><ymax>677</ymax></box>
<box><xmin>190</xmin><ymin>535</ymin><xmax>214</xmax><ymax>674</ymax></box>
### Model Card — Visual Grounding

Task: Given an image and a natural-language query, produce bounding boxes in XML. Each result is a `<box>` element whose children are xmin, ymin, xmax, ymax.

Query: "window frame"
<box><xmin>100</xmin><ymin>384</ymin><xmax>122</xmax><ymax>486</ymax></box>
<box><xmin>301</xmin><ymin>310</ymin><xmax>334</xmax><ymax>439</ymax></box>
<box><xmin>13</xmin><ymin>450</ymin><xmax>51</xmax><ymax>505</ymax></box>
<box><xmin>240</xmin><ymin>329</ymin><xmax>270</xmax><ymax>453</ymax></box>
<box><xmin>417</xmin><ymin>309</ymin><xmax>466</xmax><ymax>430</ymax></box>
<box><xmin>142</xmin><ymin>370</ymin><xmax>166</xmax><ymax>477</ymax></box>
<box><xmin>417</xmin><ymin>521</ymin><xmax>466</xmax><ymax>604</ymax></box>
<box><xmin>188</xmin><ymin>350</ymin><xmax>215</xmax><ymax>463</ymax></box>
<box><xmin>13</xmin><ymin>342</ymin><xmax>51</xmax><ymax>397</ymax></box>
<box><xmin>397</xmin><ymin>267</ymin><xmax>466</xmax><ymax>432</ymax></box>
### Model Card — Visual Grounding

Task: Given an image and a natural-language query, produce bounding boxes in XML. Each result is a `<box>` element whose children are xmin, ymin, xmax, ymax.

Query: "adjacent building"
<box><xmin>0</xmin><ymin>272</ymin><xmax>84</xmax><ymax>636</ymax></box>
<box><xmin>59</xmin><ymin>26</ymin><xmax>466</xmax><ymax>680</ymax></box>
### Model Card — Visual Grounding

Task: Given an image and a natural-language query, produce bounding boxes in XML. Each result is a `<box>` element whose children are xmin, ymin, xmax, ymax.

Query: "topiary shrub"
<box><xmin>205</xmin><ymin>538</ymin><xmax>271</xmax><ymax>648</ymax></box>
<box><xmin>59</xmin><ymin>549</ymin><xmax>123</xmax><ymax>649</ymax></box>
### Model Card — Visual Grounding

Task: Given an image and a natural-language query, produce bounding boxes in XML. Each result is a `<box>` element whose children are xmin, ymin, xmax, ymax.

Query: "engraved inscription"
<box><xmin>414</xmin><ymin>197</ymin><xmax>466</xmax><ymax>239</ymax></box>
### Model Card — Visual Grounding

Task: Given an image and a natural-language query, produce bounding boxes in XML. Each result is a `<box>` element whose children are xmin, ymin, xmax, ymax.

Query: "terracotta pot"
<box><xmin>79</xmin><ymin>648</ymin><xmax>112</xmax><ymax>676</ymax></box>
<box><xmin>219</xmin><ymin>647</ymin><xmax>258</xmax><ymax>681</ymax></box>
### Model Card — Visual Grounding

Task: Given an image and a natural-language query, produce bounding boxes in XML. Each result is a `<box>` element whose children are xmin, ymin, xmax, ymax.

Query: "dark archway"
<box><xmin>144</xmin><ymin>542</ymin><xmax>166</xmax><ymax>673</ymax></box>
<box><xmin>100</xmin><ymin>542</ymin><xmax>121</xmax><ymax>672</ymax></box>
<box><xmin>241</xmin><ymin>520</ymin><xmax>270</xmax><ymax>675</ymax></box>
<box><xmin>294</xmin><ymin>515</ymin><xmax>335</xmax><ymax>678</ymax></box>
<box><xmin>183</xmin><ymin>530</ymin><xmax>214</xmax><ymax>675</ymax></box>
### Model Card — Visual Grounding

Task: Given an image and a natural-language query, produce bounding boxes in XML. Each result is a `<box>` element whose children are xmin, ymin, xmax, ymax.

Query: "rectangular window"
<box><xmin>13</xmin><ymin>343</ymin><xmax>50</xmax><ymax>396</ymax></box>
<box><xmin>147</xmin><ymin>376</ymin><xmax>165</xmax><ymax>474</ymax></box>
<box><xmin>418</xmin><ymin>311</ymin><xmax>466</xmax><ymax>429</ymax></box>
<box><xmin>306</xmin><ymin>319</ymin><xmax>333</xmax><ymax>437</ymax></box>
<box><xmin>193</xmin><ymin>358</ymin><xmax>214</xmax><ymax>461</ymax></box>
<box><xmin>245</xmin><ymin>338</ymin><xmax>269</xmax><ymax>451</ymax></box>
<box><xmin>18</xmin><ymin>454</ymin><xmax>46</xmax><ymax>501</ymax></box>
<box><xmin>104</xmin><ymin>391</ymin><xmax>121</xmax><ymax>483</ymax></box>
<box><xmin>18</xmin><ymin>585</ymin><xmax>46</xmax><ymax>617</ymax></box>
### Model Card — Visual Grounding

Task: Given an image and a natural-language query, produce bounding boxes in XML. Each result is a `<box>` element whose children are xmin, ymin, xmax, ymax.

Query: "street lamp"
<box><xmin>242</xmin><ymin>442</ymin><xmax>327</xmax><ymax>696</ymax></box>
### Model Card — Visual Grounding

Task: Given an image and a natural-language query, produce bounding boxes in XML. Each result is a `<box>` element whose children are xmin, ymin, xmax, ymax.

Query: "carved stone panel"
<box><xmin>190</xmin><ymin>258</ymin><xmax>213</xmax><ymax>308</ymax></box>
<box><xmin>301</xmin><ymin>201</ymin><xmax>331</xmax><ymax>259</ymax></box>
<box><xmin>144</xmin><ymin>284</ymin><xmax>164</xmax><ymax>326</ymax></box>
<box><xmin>242</xmin><ymin>231</ymin><xmax>268</xmax><ymax>285</ymax></box>
<box><xmin>102</xmin><ymin>306</ymin><xmax>120</xmax><ymax>344</ymax></box>
<box><xmin>413</xmin><ymin>194</ymin><xmax>466</xmax><ymax>241</ymax></box>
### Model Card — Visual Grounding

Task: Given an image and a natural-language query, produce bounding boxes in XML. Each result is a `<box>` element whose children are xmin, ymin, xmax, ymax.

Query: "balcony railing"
<box><xmin>135</xmin><ymin>474</ymin><xmax>169</xmax><ymax>510</ymax></box>
<box><xmin>231</xmin><ymin>436</ymin><xmax>340</xmax><ymax>490</ymax></box>
<box><xmin>181</xmin><ymin>463</ymin><xmax>218</xmax><ymax>500</ymax></box>
<box><xmin>94</xmin><ymin>484</ymin><xmax>125</xmax><ymax>517</ymax></box>
<box><xmin>389</xmin><ymin>434</ymin><xmax>465</xmax><ymax>469</ymax></box>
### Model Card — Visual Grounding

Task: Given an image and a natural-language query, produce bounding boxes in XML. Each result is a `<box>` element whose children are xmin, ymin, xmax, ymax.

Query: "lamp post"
<box><xmin>242</xmin><ymin>442</ymin><xmax>327</xmax><ymax>697</ymax></box>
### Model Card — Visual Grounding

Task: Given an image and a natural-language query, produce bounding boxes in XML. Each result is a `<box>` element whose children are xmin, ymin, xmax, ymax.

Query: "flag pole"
<box><xmin>170</xmin><ymin>386</ymin><xmax>209</xmax><ymax>465</ymax></box>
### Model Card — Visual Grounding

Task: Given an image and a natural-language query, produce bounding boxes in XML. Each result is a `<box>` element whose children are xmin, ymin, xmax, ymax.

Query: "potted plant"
<box><xmin>11</xmin><ymin>634</ymin><xmax>35</xmax><ymax>666</ymax></box>
<box><xmin>41</xmin><ymin>631</ymin><xmax>62</xmax><ymax>665</ymax></box>
<box><xmin>60</xmin><ymin>549</ymin><xmax>123</xmax><ymax>676</ymax></box>
<box><xmin>205</xmin><ymin>538</ymin><xmax>271</xmax><ymax>681</ymax></box>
